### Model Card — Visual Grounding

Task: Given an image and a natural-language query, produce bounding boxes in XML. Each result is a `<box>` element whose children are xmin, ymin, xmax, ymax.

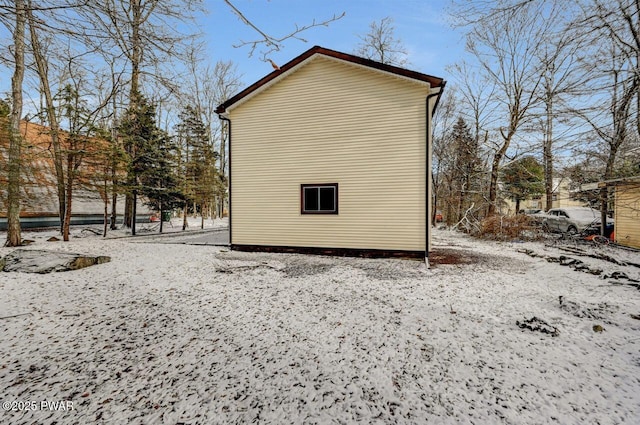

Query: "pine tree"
<box><xmin>502</xmin><ymin>156</ymin><xmax>544</xmax><ymax>213</ymax></box>
<box><xmin>119</xmin><ymin>94</ymin><xmax>182</xmax><ymax>235</ymax></box>
<box><xmin>175</xmin><ymin>105</ymin><xmax>219</xmax><ymax>229</ymax></box>
<box><xmin>450</xmin><ymin>117</ymin><xmax>482</xmax><ymax>223</ymax></box>
<box><xmin>140</xmin><ymin>131</ymin><xmax>183</xmax><ymax>233</ymax></box>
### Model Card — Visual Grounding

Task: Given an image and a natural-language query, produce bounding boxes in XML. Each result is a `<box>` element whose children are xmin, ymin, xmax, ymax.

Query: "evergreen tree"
<box><xmin>175</xmin><ymin>105</ymin><xmax>219</xmax><ymax>229</ymax></box>
<box><xmin>450</xmin><ymin>117</ymin><xmax>483</xmax><ymax>223</ymax></box>
<box><xmin>502</xmin><ymin>156</ymin><xmax>544</xmax><ymax>213</ymax></box>
<box><xmin>119</xmin><ymin>94</ymin><xmax>182</xmax><ymax>234</ymax></box>
<box><xmin>140</xmin><ymin>131</ymin><xmax>183</xmax><ymax>232</ymax></box>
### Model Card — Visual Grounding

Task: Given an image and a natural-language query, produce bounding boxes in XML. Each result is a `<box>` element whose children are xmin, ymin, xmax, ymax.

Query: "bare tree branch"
<box><xmin>223</xmin><ymin>0</ymin><xmax>344</xmax><ymax>60</ymax></box>
<box><xmin>354</xmin><ymin>16</ymin><xmax>408</xmax><ymax>66</ymax></box>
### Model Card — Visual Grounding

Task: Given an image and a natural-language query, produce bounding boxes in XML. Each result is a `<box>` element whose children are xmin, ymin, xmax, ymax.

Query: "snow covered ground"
<box><xmin>110</xmin><ymin>216</ymin><xmax>229</xmax><ymax>237</ymax></box>
<box><xmin>1</xmin><ymin>227</ymin><xmax>639</xmax><ymax>424</ymax></box>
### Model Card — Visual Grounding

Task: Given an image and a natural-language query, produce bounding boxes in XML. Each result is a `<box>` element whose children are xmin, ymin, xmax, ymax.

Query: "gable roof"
<box><xmin>215</xmin><ymin>46</ymin><xmax>446</xmax><ymax>115</ymax></box>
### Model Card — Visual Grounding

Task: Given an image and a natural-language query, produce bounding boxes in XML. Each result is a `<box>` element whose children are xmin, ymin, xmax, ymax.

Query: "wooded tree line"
<box><xmin>0</xmin><ymin>0</ymin><xmax>241</xmax><ymax>245</ymax></box>
<box><xmin>1</xmin><ymin>0</ymin><xmax>343</xmax><ymax>246</ymax></box>
<box><xmin>433</xmin><ymin>0</ymin><xmax>640</xmax><ymax>229</ymax></box>
<box><xmin>1</xmin><ymin>0</ymin><xmax>344</xmax><ymax>246</ymax></box>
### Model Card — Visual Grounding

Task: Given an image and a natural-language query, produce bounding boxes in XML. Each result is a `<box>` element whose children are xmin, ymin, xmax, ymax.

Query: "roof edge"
<box><xmin>215</xmin><ymin>46</ymin><xmax>446</xmax><ymax>114</ymax></box>
<box><xmin>597</xmin><ymin>175</ymin><xmax>640</xmax><ymax>187</ymax></box>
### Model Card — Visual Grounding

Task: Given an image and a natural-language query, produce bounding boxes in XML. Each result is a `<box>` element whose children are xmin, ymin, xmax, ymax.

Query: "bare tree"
<box><xmin>210</xmin><ymin>60</ymin><xmax>242</xmax><ymax>217</ymax></box>
<box><xmin>4</xmin><ymin>0</ymin><xmax>26</xmax><ymax>247</ymax></box>
<box><xmin>182</xmin><ymin>44</ymin><xmax>242</xmax><ymax>217</ymax></box>
<box><xmin>82</xmin><ymin>0</ymin><xmax>202</xmax><ymax>228</ymax></box>
<box><xmin>25</xmin><ymin>1</ymin><xmax>66</xmax><ymax>234</ymax></box>
<box><xmin>354</xmin><ymin>16</ymin><xmax>408</xmax><ymax>66</ymax></box>
<box><xmin>223</xmin><ymin>0</ymin><xmax>344</xmax><ymax>61</ymax></box>
<box><xmin>431</xmin><ymin>87</ymin><xmax>459</xmax><ymax>225</ymax></box>
<box><xmin>535</xmin><ymin>2</ymin><xmax>584</xmax><ymax>211</ymax></box>
<box><xmin>456</xmin><ymin>1</ymin><xmax>548</xmax><ymax>215</ymax></box>
<box><xmin>571</xmin><ymin>0</ymin><xmax>640</xmax><ymax>232</ymax></box>
<box><xmin>23</xmin><ymin>2</ymin><xmax>121</xmax><ymax>240</ymax></box>
<box><xmin>436</xmin><ymin>61</ymin><xmax>496</xmax><ymax>224</ymax></box>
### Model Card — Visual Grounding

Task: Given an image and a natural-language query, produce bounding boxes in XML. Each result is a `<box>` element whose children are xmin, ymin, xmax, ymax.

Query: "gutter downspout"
<box><xmin>426</xmin><ymin>82</ymin><xmax>446</xmax><ymax>267</ymax></box>
<box><xmin>218</xmin><ymin>114</ymin><xmax>232</xmax><ymax>248</ymax></box>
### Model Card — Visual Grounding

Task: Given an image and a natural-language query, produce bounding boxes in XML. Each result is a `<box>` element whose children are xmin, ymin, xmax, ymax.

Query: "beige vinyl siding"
<box><xmin>229</xmin><ymin>56</ymin><xmax>430</xmax><ymax>252</ymax></box>
<box><xmin>614</xmin><ymin>183</ymin><xmax>640</xmax><ymax>249</ymax></box>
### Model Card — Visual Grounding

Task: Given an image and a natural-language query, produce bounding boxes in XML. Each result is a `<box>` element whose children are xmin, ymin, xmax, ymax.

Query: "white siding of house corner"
<box><xmin>615</xmin><ymin>183</ymin><xmax>640</xmax><ymax>249</ymax></box>
<box><xmin>229</xmin><ymin>56</ymin><xmax>431</xmax><ymax>252</ymax></box>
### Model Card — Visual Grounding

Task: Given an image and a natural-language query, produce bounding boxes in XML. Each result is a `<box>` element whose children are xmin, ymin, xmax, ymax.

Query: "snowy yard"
<box><xmin>1</xmin><ymin>228</ymin><xmax>639</xmax><ymax>424</ymax></box>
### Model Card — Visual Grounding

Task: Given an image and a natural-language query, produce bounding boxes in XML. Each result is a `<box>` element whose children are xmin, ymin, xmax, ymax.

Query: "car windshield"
<box><xmin>568</xmin><ymin>208</ymin><xmax>598</xmax><ymax>221</ymax></box>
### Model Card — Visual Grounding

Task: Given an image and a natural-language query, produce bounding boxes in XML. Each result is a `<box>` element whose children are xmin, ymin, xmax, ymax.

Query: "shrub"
<box><xmin>475</xmin><ymin>214</ymin><xmax>543</xmax><ymax>241</ymax></box>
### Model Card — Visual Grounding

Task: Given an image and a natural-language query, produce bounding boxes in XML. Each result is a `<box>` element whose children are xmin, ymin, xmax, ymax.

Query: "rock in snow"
<box><xmin>0</xmin><ymin>249</ymin><xmax>110</xmax><ymax>273</ymax></box>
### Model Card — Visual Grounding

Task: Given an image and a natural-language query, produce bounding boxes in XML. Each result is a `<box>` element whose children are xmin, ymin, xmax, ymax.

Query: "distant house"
<box><xmin>511</xmin><ymin>177</ymin><xmax>584</xmax><ymax>214</ymax></box>
<box><xmin>0</xmin><ymin>121</ymin><xmax>104</xmax><ymax>218</ymax></box>
<box><xmin>607</xmin><ymin>177</ymin><xmax>640</xmax><ymax>249</ymax></box>
<box><xmin>0</xmin><ymin>120</ymin><xmax>150</xmax><ymax>229</ymax></box>
<box><xmin>216</xmin><ymin>46</ymin><xmax>445</xmax><ymax>259</ymax></box>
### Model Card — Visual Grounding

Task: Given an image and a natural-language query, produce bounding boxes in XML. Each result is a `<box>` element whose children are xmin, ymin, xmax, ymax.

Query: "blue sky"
<box><xmin>201</xmin><ymin>0</ymin><xmax>465</xmax><ymax>87</ymax></box>
<box><xmin>0</xmin><ymin>1</ymin><xmax>465</xmax><ymax>114</ymax></box>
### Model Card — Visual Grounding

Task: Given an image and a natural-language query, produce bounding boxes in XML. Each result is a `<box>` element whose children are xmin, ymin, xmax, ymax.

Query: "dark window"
<box><xmin>301</xmin><ymin>184</ymin><xmax>338</xmax><ymax>214</ymax></box>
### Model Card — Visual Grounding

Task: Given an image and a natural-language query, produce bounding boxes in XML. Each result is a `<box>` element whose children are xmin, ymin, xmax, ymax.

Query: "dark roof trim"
<box><xmin>597</xmin><ymin>175</ymin><xmax>640</xmax><ymax>187</ymax></box>
<box><xmin>215</xmin><ymin>45</ymin><xmax>446</xmax><ymax>114</ymax></box>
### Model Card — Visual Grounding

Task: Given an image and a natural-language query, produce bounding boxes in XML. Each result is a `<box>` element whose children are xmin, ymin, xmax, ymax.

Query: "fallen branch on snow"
<box><xmin>0</xmin><ymin>312</ymin><xmax>32</xmax><ymax>320</ymax></box>
<box><xmin>555</xmin><ymin>246</ymin><xmax>630</xmax><ymax>267</ymax></box>
<box><xmin>516</xmin><ymin>316</ymin><xmax>559</xmax><ymax>337</ymax></box>
<box><xmin>517</xmin><ymin>249</ymin><xmax>603</xmax><ymax>275</ymax></box>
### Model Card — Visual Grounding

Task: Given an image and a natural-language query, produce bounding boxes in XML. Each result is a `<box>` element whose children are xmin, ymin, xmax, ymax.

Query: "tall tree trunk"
<box><xmin>103</xmin><ymin>179</ymin><xmax>109</xmax><ymax>238</ymax></box>
<box><xmin>487</xmin><ymin>146</ymin><xmax>507</xmax><ymax>216</ymax></box>
<box><xmin>27</xmin><ymin>4</ymin><xmax>67</xmax><ymax>234</ymax></box>
<box><xmin>62</xmin><ymin>164</ymin><xmax>73</xmax><ymax>242</ymax></box>
<box><xmin>62</xmin><ymin>142</ymin><xmax>83</xmax><ymax>242</ymax></box>
<box><xmin>458</xmin><ymin>179</ymin><xmax>467</xmax><ymax>223</ymax></box>
<box><xmin>132</xmin><ymin>189</ymin><xmax>138</xmax><ymax>236</ymax></box>
<box><xmin>488</xmin><ymin>126</ymin><xmax>516</xmax><ymax>216</ymax></box>
<box><xmin>544</xmin><ymin>93</ymin><xmax>553</xmax><ymax>212</ymax></box>
<box><xmin>599</xmin><ymin>149</ymin><xmax>617</xmax><ymax>237</ymax></box>
<box><xmin>124</xmin><ymin>0</ymin><xmax>144</xmax><ymax>229</ymax></box>
<box><xmin>5</xmin><ymin>0</ymin><xmax>26</xmax><ymax>247</ymax></box>
<box><xmin>182</xmin><ymin>201</ymin><xmax>188</xmax><ymax>231</ymax></box>
<box><xmin>110</xmin><ymin>88</ymin><xmax>119</xmax><ymax>230</ymax></box>
<box><xmin>110</xmin><ymin>175</ymin><xmax>118</xmax><ymax>230</ymax></box>
<box><xmin>103</xmin><ymin>198</ymin><xmax>108</xmax><ymax>237</ymax></box>
<box><xmin>220</xmin><ymin>120</ymin><xmax>226</xmax><ymax>206</ymax></box>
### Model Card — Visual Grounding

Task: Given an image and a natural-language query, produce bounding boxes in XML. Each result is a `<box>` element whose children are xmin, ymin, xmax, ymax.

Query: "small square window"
<box><xmin>301</xmin><ymin>183</ymin><xmax>338</xmax><ymax>214</ymax></box>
